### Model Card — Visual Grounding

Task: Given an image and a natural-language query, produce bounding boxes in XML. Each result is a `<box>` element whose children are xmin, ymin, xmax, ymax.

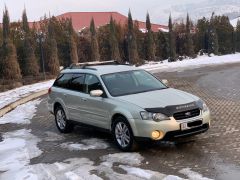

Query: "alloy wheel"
<box><xmin>115</xmin><ymin>122</ymin><xmax>131</xmax><ymax>148</ymax></box>
<box><xmin>56</xmin><ymin>109</ymin><xmax>66</xmax><ymax>130</ymax></box>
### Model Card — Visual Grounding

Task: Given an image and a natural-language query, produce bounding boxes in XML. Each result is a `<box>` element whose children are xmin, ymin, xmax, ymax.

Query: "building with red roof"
<box><xmin>1</xmin><ymin>12</ymin><xmax>169</xmax><ymax>33</ymax></box>
<box><xmin>54</xmin><ymin>12</ymin><xmax>168</xmax><ymax>33</ymax></box>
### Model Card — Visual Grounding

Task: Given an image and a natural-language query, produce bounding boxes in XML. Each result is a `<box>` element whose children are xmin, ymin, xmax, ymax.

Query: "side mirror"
<box><xmin>162</xmin><ymin>79</ymin><xmax>169</xmax><ymax>86</ymax></box>
<box><xmin>90</xmin><ymin>90</ymin><xmax>103</xmax><ymax>97</ymax></box>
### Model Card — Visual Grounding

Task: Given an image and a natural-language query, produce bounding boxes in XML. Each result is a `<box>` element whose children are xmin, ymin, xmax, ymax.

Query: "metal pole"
<box><xmin>39</xmin><ymin>34</ymin><xmax>46</xmax><ymax>80</ymax></box>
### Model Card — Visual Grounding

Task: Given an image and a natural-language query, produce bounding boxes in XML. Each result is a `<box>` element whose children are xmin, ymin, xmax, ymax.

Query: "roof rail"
<box><xmin>69</xmin><ymin>60</ymin><xmax>121</xmax><ymax>69</ymax></box>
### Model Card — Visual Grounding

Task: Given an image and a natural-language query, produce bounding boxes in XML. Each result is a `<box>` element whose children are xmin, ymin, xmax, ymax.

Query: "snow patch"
<box><xmin>140</xmin><ymin>53</ymin><xmax>240</xmax><ymax>73</ymax></box>
<box><xmin>44</xmin><ymin>131</ymin><xmax>65</xmax><ymax>142</ymax></box>
<box><xmin>100</xmin><ymin>153</ymin><xmax>144</xmax><ymax>167</ymax></box>
<box><xmin>159</xmin><ymin>27</ymin><xmax>169</xmax><ymax>33</ymax></box>
<box><xmin>119</xmin><ymin>165</ymin><xmax>185</xmax><ymax>180</ymax></box>
<box><xmin>0</xmin><ymin>80</ymin><xmax>54</xmax><ymax>109</ymax></box>
<box><xmin>60</xmin><ymin>138</ymin><xmax>109</xmax><ymax>151</ymax></box>
<box><xmin>230</xmin><ymin>16</ymin><xmax>240</xmax><ymax>28</ymax></box>
<box><xmin>0</xmin><ymin>129</ymin><xmax>42</xmax><ymax>180</ymax></box>
<box><xmin>179</xmin><ymin>168</ymin><xmax>213</xmax><ymax>180</ymax></box>
<box><xmin>0</xmin><ymin>99</ymin><xmax>41</xmax><ymax>125</ymax></box>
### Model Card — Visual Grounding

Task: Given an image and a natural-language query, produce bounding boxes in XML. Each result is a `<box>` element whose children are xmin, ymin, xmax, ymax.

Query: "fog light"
<box><xmin>151</xmin><ymin>130</ymin><xmax>164</xmax><ymax>140</ymax></box>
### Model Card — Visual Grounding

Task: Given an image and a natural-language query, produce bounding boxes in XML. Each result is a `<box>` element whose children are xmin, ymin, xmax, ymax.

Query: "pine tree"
<box><xmin>127</xmin><ymin>10</ymin><xmax>141</xmax><ymax>65</ymax></box>
<box><xmin>0</xmin><ymin>27</ymin><xmax>2</xmax><ymax>45</ymax></box>
<box><xmin>0</xmin><ymin>8</ymin><xmax>22</xmax><ymax>81</ymax></box>
<box><xmin>208</xmin><ymin>14</ymin><xmax>219</xmax><ymax>55</ymax></box>
<box><xmin>90</xmin><ymin>18</ymin><xmax>100</xmax><ymax>61</ymax></box>
<box><xmin>156</xmin><ymin>31</ymin><xmax>169</xmax><ymax>60</ymax></box>
<box><xmin>145</xmin><ymin>12</ymin><xmax>155</xmax><ymax>61</ymax></box>
<box><xmin>68</xmin><ymin>19</ymin><xmax>79</xmax><ymax>65</ymax></box>
<box><xmin>185</xmin><ymin>14</ymin><xmax>195</xmax><ymax>57</ymax></box>
<box><xmin>109</xmin><ymin>16</ymin><xmax>121</xmax><ymax>62</ymax></box>
<box><xmin>21</xmin><ymin>9</ymin><xmax>39</xmax><ymax>76</ymax></box>
<box><xmin>196</xmin><ymin>17</ymin><xmax>209</xmax><ymax>53</ymax></box>
<box><xmin>22</xmin><ymin>9</ymin><xmax>30</xmax><ymax>33</ymax></box>
<box><xmin>168</xmin><ymin>14</ymin><xmax>176</xmax><ymax>61</ymax></box>
<box><xmin>45</xmin><ymin>19</ymin><xmax>60</xmax><ymax>75</ymax></box>
<box><xmin>175</xmin><ymin>22</ymin><xmax>186</xmax><ymax>56</ymax></box>
<box><xmin>236</xmin><ymin>20</ymin><xmax>240</xmax><ymax>52</ymax></box>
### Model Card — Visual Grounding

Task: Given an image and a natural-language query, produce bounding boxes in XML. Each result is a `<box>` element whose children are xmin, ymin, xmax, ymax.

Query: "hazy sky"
<box><xmin>0</xmin><ymin>0</ymin><xmax>204</xmax><ymax>24</ymax></box>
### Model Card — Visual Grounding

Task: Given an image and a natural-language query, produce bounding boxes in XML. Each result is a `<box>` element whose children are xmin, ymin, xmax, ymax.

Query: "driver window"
<box><xmin>85</xmin><ymin>74</ymin><xmax>103</xmax><ymax>94</ymax></box>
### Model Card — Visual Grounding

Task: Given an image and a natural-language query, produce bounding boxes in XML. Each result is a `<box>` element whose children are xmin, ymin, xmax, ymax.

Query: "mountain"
<box><xmin>153</xmin><ymin>0</ymin><xmax>240</xmax><ymax>24</ymax></box>
<box><xmin>230</xmin><ymin>17</ymin><xmax>240</xmax><ymax>28</ymax></box>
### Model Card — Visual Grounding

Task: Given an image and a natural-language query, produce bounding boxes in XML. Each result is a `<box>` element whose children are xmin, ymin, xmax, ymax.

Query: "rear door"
<box><xmin>52</xmin><ymin>73</ymin><xmax>74</xmax><ymax>119</ymax></box>
<box><xmin>67</xmin><ymin>73</ymin><xmax>87</xmax><ymax>123</ymax></box>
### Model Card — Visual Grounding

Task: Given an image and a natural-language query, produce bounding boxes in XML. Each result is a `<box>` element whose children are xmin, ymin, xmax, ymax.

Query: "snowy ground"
<box><xmin>0</xmin><ymin>80</ymin><xmax>54</xmax><ymax>109</ymax></box>
<box><xmin>140</xmin><ymin>54</ymin><xmax>240</xmax><ymax>72</ymax></box>
<box><xmin>0</xmin><ymin>99</ymin><xmax>213</xmax><ymax>180</ymax></box>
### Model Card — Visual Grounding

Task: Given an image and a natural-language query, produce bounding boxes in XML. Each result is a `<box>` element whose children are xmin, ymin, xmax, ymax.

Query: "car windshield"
<box><xmin>101</xmin><ymin>70</ymin><xmax>167</xmax><ymax>97</ymax></box>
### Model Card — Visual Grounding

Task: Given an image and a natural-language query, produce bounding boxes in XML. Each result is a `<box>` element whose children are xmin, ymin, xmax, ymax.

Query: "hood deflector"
<box><xmin>145</xmin><ymin>101</ymin><xmax>203</xmax><ymax>116</ymax></box>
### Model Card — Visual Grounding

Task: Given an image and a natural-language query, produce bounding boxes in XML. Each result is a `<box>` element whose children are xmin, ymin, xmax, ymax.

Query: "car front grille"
<box><xmin>173</xmin><ymin>108</ymin><xmax>200</xmax><ymax>120</ymax></box>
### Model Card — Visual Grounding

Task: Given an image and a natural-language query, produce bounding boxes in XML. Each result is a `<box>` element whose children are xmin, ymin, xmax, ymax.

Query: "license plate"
<box><xmin>180</xmin><ymin>122</ymin><xmax>189</xmax><ymax>131</ymax></box>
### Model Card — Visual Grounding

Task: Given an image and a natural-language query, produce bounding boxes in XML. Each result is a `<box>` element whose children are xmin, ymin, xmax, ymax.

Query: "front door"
<box><xmin>80</xmin><ymin>74</ymin><xmax>110</xmax><ymax>128</ymax></box>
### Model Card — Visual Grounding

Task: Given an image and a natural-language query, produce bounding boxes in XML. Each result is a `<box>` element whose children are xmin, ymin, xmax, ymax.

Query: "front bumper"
<box><xmin>129</xmin><ymin>111</ymin><xmax>211</xmax><ymax>140</ymax></box>
<box><xmin>163</xmin><ymin>123</ymin><xmax>209</xmax><ymax>140</ymax></box>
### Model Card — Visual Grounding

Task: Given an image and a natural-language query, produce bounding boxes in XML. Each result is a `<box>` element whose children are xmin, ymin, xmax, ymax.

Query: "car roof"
<box><xmin>61</xmin><ymin>64</ymin><xmax>139</xmax><ymax>76</ymax></box>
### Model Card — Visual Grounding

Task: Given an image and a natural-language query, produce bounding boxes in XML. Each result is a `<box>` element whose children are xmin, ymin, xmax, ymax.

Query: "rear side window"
<box><xmin>53</xmin><ymin>73</ymin><xmax>72</xmax><ymax>89</ymax></box>
<box><xmin>70</xmin><ymin>74</ymin><xmax>85</xmax><ymax>92</ymax></box>
<box><xmin>85</xmin><ymin>74</ymin><xmax>103</xmax><ymax>94</ymax></box>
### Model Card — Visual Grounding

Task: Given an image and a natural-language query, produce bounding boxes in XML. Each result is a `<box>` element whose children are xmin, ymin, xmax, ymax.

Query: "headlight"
<box><xmin>202</xmin><ymin>102</ymin><xmax>209</xmax><ymax>113</ymax></box>
<box><xmin>140</xmin><ymin>112</ymin><xmax>170</xmax><ymax>122</ymax></box>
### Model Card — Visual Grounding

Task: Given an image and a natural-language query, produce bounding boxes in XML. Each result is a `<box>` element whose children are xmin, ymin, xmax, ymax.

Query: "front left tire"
<box><xmin>112</xmin><ymin>116</ymin><xmax>138</xmax><ymax>151</ymax></box>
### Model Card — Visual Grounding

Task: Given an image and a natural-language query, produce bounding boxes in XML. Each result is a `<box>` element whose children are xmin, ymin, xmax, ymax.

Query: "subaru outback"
<box><xmin>48</xmin><ymin>61</ymin><xmax>211</xmax><ymax>151</ymax></box>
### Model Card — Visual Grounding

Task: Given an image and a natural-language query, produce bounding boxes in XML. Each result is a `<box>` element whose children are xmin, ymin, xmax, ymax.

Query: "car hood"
<box><xmin>116</xmin><ymin>88</ymin><xmax>200</xmax><ymax>109</ymax></box>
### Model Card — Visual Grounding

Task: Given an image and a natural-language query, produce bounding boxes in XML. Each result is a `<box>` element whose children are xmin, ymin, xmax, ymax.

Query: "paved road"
<box><xmin>1</xmin><ymin>63</ymin><xmax>240</xmax><ymax>179</ymax></box>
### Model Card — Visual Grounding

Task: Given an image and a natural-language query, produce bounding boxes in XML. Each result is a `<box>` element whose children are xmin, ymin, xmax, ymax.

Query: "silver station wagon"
<box><xmin>48</xmin><ymin>61</ymin><xmax>211</xmax><ymax>151</ymax></box>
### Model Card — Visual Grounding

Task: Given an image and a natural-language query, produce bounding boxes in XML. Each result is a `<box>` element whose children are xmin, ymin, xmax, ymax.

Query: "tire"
<box><xmin>112</xmin><ymin>116</ymin><xmax>138</xmax><ymax>152</ymax></box>
<box><xmin>54</xmin><ymin>106</ymin><xmax>74</xmax><ymax>133</ymax></box>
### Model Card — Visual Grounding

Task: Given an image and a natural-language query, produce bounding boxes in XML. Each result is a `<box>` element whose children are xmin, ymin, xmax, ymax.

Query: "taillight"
<box><xmin>48</xmin><ymin>87</ymin><xmax>52</xmax><ymax>94</ymax></box>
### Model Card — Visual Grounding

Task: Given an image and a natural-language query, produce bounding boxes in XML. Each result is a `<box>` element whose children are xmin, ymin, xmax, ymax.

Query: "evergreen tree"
<box><xmin>0</xmin><ymin>27</ymin><xmax>2</xmax><ymax>45</ymax></box>
<box><xmin>175</xmin><ymin>22</ymin><xmax>186</xmax><ymax>56</ymax></box>
<box><xmin>68</xmin><ymin>19</ymin><xmax>79</xmax><ymax>65</ymax></box>
<box><xmin>168</xmin><ymin>14</ymin><xmax>176</xmax><ymax>61</ymax></box>
<box><xmin>45</xmin><ymin>19</ymin><xmax>60</xmax><ymax>75</ymax></box>
<box><xmin>22</xmin><ymin>9</ymin><xmax>30</xmax><ymax>33</ymax></box>
<box><xmin>98</xmin><ymin>25</ymin><xmax>111</xmax><ymax>61</ymax></box>
<box><xmin>156</xmin><ymin>31</ymin><xmax>169</xmax><ymax>60</ymax></box>
<box><xmin>22</xmin><ymin>36</ymin><xmax>40</xmax><ymax>76</ymax></box>
<box><xmin>127</xmin><ymin>10</ymin><xmax>141</xmax><ymax>65</ymax></box>
<box><xmin>212</xmin><ymin>15</ymin><xmax>234</xmax><ymax>54</ymax></box>
<box><xmin>0</xmin><ymin>8</ymin><xmax>22</xmax><ymax>81</ymax></box>
<box><xmin>208</xmin><ymin>14</ymin><xmax>219</xmax><ymax>55</ymax></box>
<box><xmin>109</xmin><ymin>16</ymin><xmax>121</xmax><ymax>62</ymax></box>
<box><xmin>145</xmin><ymin>12</ymin><xmax>155</xmax><ymax>60</ymax></box>
<box><xmin>21</xmin><ymin>9</ymin><xmax>39</xmax><ymax>76</ymax></box>
<box><xmin>236</xmin><ymin>20</ymin><xmax>240</xmax><ymax>52</ymax></box>
<box><xmin>132</xmin><ymin>20</ymin><xmax>144</xmax><ymax>60</ymax></box>
<box><xmin>78</xmin><ymin>36</ymin><xmax>91</xmax><ymax>62</ymax></box>
<box><xmin>185</xmin><ymin>14</ymin><xmax>195</xmax><ymax>57</ymax></box>
<box><xmin>2</xmin><ymin>7</ymin><xmax>10</xmax><ymax>42</ymax></box>
<box><xmin>196</xmin><ymin>17</ymin><xmax>209</xmax><ymax>53</ymax></box>
<box><xmin>232</xmin><ymin>30</ymin><xmax>236</xmax><ymax>54</ymax></box>
<box><xmin>90</xmin><ymin>18</ymin><xmax>100</xmax><ymax>61</ymax></box>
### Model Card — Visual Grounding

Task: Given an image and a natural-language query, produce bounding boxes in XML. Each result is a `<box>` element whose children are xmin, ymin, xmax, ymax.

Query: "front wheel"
<box><xmin>55</xmin><ymin>106</ymin><xmax>74</xmax><ymax>133</ymax></box>
<box><xmin>112</xmin><ymin>116</ymin><xmax>138</xmax><ymax>151</ymax></box>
